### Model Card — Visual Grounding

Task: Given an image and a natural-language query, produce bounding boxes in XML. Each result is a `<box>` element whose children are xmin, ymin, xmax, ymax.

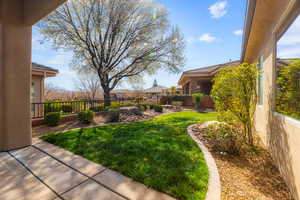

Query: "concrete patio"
<box><xmin>0</xmin><ymin>139</ymin><xmax>175</xmax><ymax>200</ymax></box>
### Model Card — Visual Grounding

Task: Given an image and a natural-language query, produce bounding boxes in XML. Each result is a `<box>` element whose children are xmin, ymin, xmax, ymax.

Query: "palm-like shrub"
<box><xmin>192</xmin><ymin>93</ymin><xmax>204</xmax><ymax>109</ymax></box>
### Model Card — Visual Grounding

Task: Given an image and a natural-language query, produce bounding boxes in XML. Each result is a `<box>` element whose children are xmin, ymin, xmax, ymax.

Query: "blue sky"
<box><xmin>32</xmin><ymin>0</ymin><xmax>247</xmax><ymax>90</ymax></box>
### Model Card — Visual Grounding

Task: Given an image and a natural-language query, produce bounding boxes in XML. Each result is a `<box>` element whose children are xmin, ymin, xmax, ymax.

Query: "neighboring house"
<box><xmin>178</xmin><ymin>60</ymin><xmax>240</xmax><ymax>95</ymax></box>
<box><xmin>179</xmin><ymin>59</ymin><xmax>291</xmax><ymax>96</ymax></box>
<box><xmin>242</xmin><ymin>0</ymin><xmax>300</xmax><ymax>199</ymax></box>
<box><xmin>144</xmin><ymin>85</ymin><xmax>168</xmax><ymax>96</ymax></box>
<box><xmin>31</xmin><ymin>63</ymin><xmax>58</xmax><ymax>103</ymax></box>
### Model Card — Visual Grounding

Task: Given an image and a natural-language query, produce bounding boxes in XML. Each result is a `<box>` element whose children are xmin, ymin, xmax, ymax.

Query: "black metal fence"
<box><xmin>31</xmin><ymin>100</ymin><xmax>103</xmax><ymax>119</ymax></box>
<box><xmin>31</xmin><ymin>98</ymin><xmax>151</xmax><ymax>119</ymax></box>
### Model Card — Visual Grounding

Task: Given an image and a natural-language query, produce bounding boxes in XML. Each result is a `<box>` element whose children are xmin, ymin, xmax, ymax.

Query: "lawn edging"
<box><xmin>187</xmin><ymin>124</ymin><xmax>221</xmax><ymax>200</ymax></box>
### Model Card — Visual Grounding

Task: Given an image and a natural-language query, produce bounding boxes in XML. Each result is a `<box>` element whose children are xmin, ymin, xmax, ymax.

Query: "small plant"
<box><xmin>137</xmin><ymin>104</ymin><xmax>148</xmax><ymax>112</ymax></box>
<box><xmin>44</xmin><ymin>103</ymin><xmax>61</xmax><ymax>114</ymax></box>
<box><xmin>110</xmin><ymin>102</ymin><xmax>121</xmax><ymax>109</ymax></box>
<box><xmin>192</xmin><ymin>93</ymin><xmax>204</xmax><ymax>109</ymax></box>
<box><xmin>90</xmin><ymin>104</ymin><xmax>105</xmax><ymax>112</ymax></box>
<box><xmin>153</xmin><ymin>105</ymin><xmax>163</xmax><ymax>113</ymax></box>
<box><xmin>61</xmin><ymin>105</ymin><xmax>73</xmax><ymax>113</ymax></box>
<box><xmin>172</xmin><ymin>101</ymin><xmax>182</xmax><ymax>107</ymax></box>
<box><xmin>202</xmin><ymin>123</ymin><xmax>242</xmax><ymax>155</ymax></box>
<box><xmin>78</xmin><ymin>110</ymin><xmax>94</xmax><ymax>124</ymax></box>
<box><xmin>149</xmin><ymin>104</ymin><xmax>155</xmax><ymax>109</ymax></box>
<box><xmin>45</xmin><ymin>112</ymin><xmax>61</xmax><ymax>126</ymax></box>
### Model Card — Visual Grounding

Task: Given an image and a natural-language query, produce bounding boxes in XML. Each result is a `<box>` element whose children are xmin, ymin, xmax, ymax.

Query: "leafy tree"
<box><xmin>212</xmin><ymin>63</ymin><xmax>258</xmax><ymax>145</ymax></box>
<box><xmin>276</xmin><ymin>59</ymin><xmax>300</xmax><ymax>120</ymax></box>
<box><xmin>38</xmin><ymin>0</ymin><xmax>185</xmax><ymax>106</ymax></box>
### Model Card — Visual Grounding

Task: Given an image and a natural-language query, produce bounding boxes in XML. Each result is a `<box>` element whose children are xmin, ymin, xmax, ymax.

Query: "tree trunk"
<box><xmin>103</xmin><ymin>89</ymin><xmax>111</xmax><ymax>107</ymax></box>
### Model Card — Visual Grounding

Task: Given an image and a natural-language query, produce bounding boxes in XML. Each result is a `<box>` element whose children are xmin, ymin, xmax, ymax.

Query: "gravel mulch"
<box><xmin>192</xmin><ymin>123</ymin><xmax>293</xmax><ymax>200</ymax></box>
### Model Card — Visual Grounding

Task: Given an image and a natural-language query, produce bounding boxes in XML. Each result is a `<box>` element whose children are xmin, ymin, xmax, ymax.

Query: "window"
<box><xmin>258</xmin><ymin>56</ymin><xmax>264</xmax><ymax>105</ymax></box>
<box><xmin>31</xmin><ymin>82</ymin><xmax>36</xmax><ymax>102</ymax></box>
<box><xmin>276</xmin><ymin>15</ymin><xmax>300</xmax><ymax>120</ymax></box>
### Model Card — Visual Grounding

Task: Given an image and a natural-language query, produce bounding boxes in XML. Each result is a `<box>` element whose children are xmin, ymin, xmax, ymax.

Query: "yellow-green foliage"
<box><xmin>276</xmin><ymin>59</ymin><xmax>300</xmax><ymax>120</ymax></box>
<box><xmin>212</xmin><ymin>63</ymin><xmax>258</xmax><ymax>145</ymax></box>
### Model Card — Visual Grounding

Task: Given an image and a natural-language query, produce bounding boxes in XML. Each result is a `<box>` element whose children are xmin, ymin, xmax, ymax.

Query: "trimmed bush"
<box><xmin>78</xmin><ymin>110</ymin><xmax>94</xmax><ymax>124</ymax></box>
<box><xmin>202</xmin><ymin>123</ymin><xmax>242</xmax><ymax>155</ymax></box>
<box><xmin>153</xmin><ymin>105</ymin><xmax>163</xmax><ymax>113</ymax></box>
<box><xmin>192</xmin><ymin>93</ymin><xmax>204</xmax><ymax>109</ymax></box>
<box><xmin>110</xmin><ymin>102</ymin><xmax>121</xmax><ymax>108</ymax></box>
<box><xmin>44</xmin><ymin>103</ymin><xmax>61</xmax><ymax>114</ymax></box>
<box><xmin>90</xmin><ymin>104</ymin><xmax>105</xmax><ymax>112</ymax></box>
<box><xmin>61</xmin><ymin>105</ymin><xmax>73</xmax><ymax>113</ymax></box>
<box><xmin>45</xmin><ymin>112</ymin><xmax>61</xmax><ymax>126</ymax></box>
<box><xmin>137</xmin><ymin>104</ymin><xmax>148</xmax><ymax>112</ymax></box>
<box><xmin>149</xmin><ymin>104</ymin><xmax>155</xmax><ymax>109</ymax></box>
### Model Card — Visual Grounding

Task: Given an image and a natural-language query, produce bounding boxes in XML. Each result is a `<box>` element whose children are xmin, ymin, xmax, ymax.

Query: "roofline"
<box><xmin>178</xmin><ymin>60</ymin><xmax>240</xmax><ymax>85</ymax></box>
<box><xmin>241</xmin><ymin>0</ymin><xmax>257</xmax><ymax>62</ymax></box>
<box><xmin>32</xmin><ymin>62</ymin><xmax>59</xmax><ymax>73</ymax></box>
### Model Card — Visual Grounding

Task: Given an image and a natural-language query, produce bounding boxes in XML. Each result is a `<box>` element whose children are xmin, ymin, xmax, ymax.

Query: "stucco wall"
<box><xmin>32</xmin><ymin>75</ymin><xmax>44</xmax><ymax>103</ymax></box>
<box><xmin>247</xmin><ymin>2</ymin><xmax>300</xmax><ymax>198</ymax></box>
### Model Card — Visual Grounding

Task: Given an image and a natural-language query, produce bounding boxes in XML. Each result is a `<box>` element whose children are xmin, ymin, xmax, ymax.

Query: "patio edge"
<box><xmin>187</xmin><ymin>124</ymin><xmax>221</xmax><ymax>200</ymax></box>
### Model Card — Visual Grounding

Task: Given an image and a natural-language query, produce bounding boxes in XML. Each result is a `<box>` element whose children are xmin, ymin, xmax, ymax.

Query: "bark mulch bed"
<box><xmin>192</xmin><ymin>123</ymin><xmax>293</xmax><ymax>200</ymax></box>
<box><xmin>32</xmin><ymin>109</ymin><xmax>174</xmax><ymax>138</ymax></box>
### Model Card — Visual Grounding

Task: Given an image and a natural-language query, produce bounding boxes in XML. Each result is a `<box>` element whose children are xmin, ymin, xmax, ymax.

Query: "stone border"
<box><xmin>187</xmin><ymin>124</ymin><xmax>221</xmax><ymax>200</ymax></box>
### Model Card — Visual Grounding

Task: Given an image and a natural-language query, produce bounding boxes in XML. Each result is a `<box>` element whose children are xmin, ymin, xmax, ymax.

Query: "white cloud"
<box><xmin>234</xmin><ymin>30</ymin><xmax>243</xmax><ymax>36</ymax></box>
<box><xmin>199</xmin><ymin>33</ymin><xmax>216</xmax><ymax>43</ymax></box>
<box><xmin>209</xmin><ymin>1</ymin><xmax>228</xmax><ymax>19</ymax></box>
<box><xmin>277</xmin><ymin>16</ymin><xmax>300</xmax><ymax>58</ymax></box>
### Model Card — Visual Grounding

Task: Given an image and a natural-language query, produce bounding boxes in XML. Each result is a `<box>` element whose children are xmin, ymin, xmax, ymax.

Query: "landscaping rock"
<box><xmin>120</xmin><ymin>106</ymin><xmax>142</xmax><ymax>116</ymax></box>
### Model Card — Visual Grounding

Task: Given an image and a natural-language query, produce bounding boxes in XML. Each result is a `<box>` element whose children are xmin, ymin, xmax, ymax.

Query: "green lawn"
<box><xmin>41</xmin><ymin>111</ymin><xmax>217</xmax><ymax>200</ymax></box>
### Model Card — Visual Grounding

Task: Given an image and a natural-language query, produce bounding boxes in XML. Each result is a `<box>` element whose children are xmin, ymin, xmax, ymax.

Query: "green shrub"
<box><xmin>153</xmin><ymin>105</ymin><xmax>163</xmax><ymax>113</ymax></box>
<box><xmin>90</xmin><ymin>104</ymin><xmax>105</xmax><ymax>112</ymax></box>
<box><xmin>276</xmin><ymin>59</ymin><xmax>300</xmax><ymax>120</ymax></box>
<box><xmin>149</xmin><ymin>104</ymin><xmax>155</xmax><ymax>109</ymax></box>
<box><xmin>110</xmin><ymin>102</ymin><xmax>121</xmax><ymax>108</ymax></box>
<box><xmin>172</xmin><ymin>101</ymin><xmax>182</xmax><ymax>107</ymax></box>
<box><xmin>192</xmin><ymin>93</ymin><xmax>204</xmax><ymax>109</ymax></box>
<box><xmin>61</xmin><ymin>105</ymin><xmax>73</xmax><ymax>113</ymax></box>
<box><xmin>44</xmin><ymin>103</ymin><xmax>61</xmax><ymax>114</ymax></box>
<box><xmin>78</xmin><ymin>110</ymin><xmax>94</xmax><ymax>124</ymax></box>
<box><xmin>202</xmin><ymin>123</ymin><xmax>242</xmax><ymax>155</ymax></box>
<box><xmin>45</xmin><ymin>112</ymin><xmax>61</xmax><ymax>126</ymax></box>
<box><xmin>212</xmin><ymin>63</ymin><xmax>258</xmax><ymax>145</ymax></box>
<box><xmin>120</xmin><ymin>101</ymin><xmax>135</xmax><ymax>107</ymax></box>
<box><xmin>137</xmin><ymin>104</ymin><xmax>148</xmax><ymax>111</ymax></box>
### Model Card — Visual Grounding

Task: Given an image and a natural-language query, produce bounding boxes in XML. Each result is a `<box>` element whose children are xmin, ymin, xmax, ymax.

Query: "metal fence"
<box><xmin>31</xmin><ymin>97</ymin><xmax>154</xmax><ymax>119</ymax></box>
<box><xmin>31</xmin><ymin>100</ymin><xmax>104</xmax><ymax>119</ymax></box>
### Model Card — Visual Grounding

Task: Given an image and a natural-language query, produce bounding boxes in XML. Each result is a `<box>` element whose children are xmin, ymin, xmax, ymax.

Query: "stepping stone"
<box><xmin>34</xmin><ymin>140</ymin><xmax>105</xmax><ymax>177</ymax></box>
<box><xmin>0</xmin><ymin>152</ymin><xmax>57</xmax><ymax>200</ymax></box>
<box><xmin>10</xmin><ymin>147</ymin><xmax>88</xmax><ymax>194</ymax></box>
<box><xmin>93</xmin><ymin>169</ymin><xmax>149</xmax><ymax>200</ymax></box>
<box><xmin>62</xmin><ymin>179</ymin><xmax>125</xmax><ymax>200</ymax></box>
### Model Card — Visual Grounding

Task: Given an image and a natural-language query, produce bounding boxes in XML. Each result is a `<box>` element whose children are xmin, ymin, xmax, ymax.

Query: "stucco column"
<box><xmin>0</xmin><ymin>0</ymin><xmax>32</xmax><ymax>151</ymax></box>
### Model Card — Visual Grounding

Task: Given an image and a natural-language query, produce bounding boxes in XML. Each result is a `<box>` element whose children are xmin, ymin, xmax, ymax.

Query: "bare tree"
<box><xmin>75</xmin><ymin>72</ymin><xmax>102</xmax><ymax>100</ymax></box>
<box><xmin>38</xmin><ymin>0</ymin><xmax>185</xmax><ymax>106</ymax></box>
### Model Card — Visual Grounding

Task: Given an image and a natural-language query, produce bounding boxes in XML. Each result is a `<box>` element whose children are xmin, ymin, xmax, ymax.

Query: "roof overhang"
<box><xmin>241</xmin><ymin>0</ymin><xmax>300</xmax><ymax>62</ymax></box>
<box><xmin>24</xmin><ymin>0</ymin><xmax>66</xmax><ymax>25</ymax></box>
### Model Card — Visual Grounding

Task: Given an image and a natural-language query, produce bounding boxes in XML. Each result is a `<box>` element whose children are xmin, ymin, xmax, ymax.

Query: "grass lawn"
<box><xmin>41</xmin><ymin>111</ymin><xmax>217</xmax><ymax>200</ymax></box>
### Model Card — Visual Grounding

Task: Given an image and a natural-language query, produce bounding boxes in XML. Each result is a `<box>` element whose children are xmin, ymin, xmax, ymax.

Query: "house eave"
<box><xmin>241</xmin><ymin>0</ymin><xmax>257</xmax><ymax>62</ymax></box>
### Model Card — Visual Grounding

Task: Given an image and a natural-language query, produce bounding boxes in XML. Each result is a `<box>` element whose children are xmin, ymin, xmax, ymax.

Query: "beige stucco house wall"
<box><xmin>0</xmin><ymin>0</ymin><xmax>66</xmax><ymax>151</ymax></box>
<box><xmin>31</xmin><ymin>63</ymin><xmax>58</xmax><ymax>103</ymax></box>
<box><xmin>242</xmin><ymin>0</ymin><xmax>300</xmax><ymax>199</ymax></box>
